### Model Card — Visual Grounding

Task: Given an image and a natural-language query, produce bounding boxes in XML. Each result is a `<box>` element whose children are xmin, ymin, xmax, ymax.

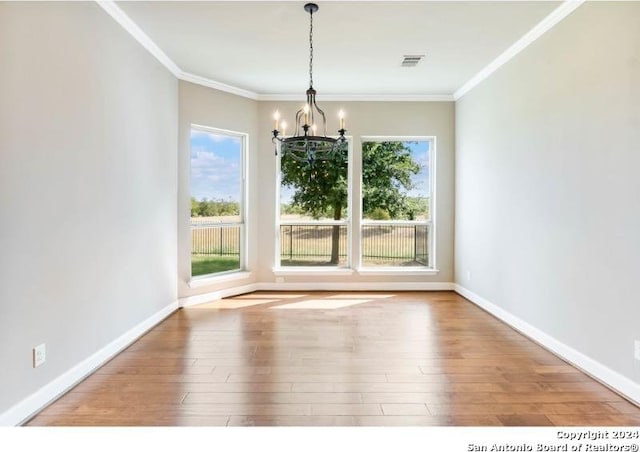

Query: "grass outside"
<box><xmin>191</xmin><ymin>255</ymin><xmax>240</xmax><ymax>277</ymax></box>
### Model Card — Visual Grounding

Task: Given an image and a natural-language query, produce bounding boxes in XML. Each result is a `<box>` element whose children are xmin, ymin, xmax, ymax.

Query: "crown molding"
<box><xmin>179</xmin><ymin>71</ymin><xmax>259</xmax><ymax>100</ymax></box>
<box><xmin>256</xmin><ymin>93</ymin><xmax>455</xmax><ymax>102</ymax></box>
<box><xmin>96</xmin><ymin>1</ymin><xmax>181</xmax><ymax>77</ymax></box>
<box><xmin>454</xmin><ymin>0</ymin><xmax>585</xmax><ymax>100</ymax></box>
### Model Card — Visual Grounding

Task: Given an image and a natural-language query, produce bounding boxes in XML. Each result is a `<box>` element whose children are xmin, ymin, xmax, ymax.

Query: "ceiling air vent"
<box><xmin>400</xmin><ymin>55</ymin><xmax>424</xmax><ymax>67</ymax></box>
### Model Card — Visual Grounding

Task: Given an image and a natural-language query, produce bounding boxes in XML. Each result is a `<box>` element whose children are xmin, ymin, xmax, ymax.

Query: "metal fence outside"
<box><xmin>191</xmin><ymin>222</ymin><xmax>241</xmax><ymax>256</ymax></box>
<box><xmin>361</xmin><ymin>223</ymin><xmax>429</xmax><ymax>266</ymax></box>
<box><xmin>190</xmin><ymin>221</ymin><xmax>430</xmax><ymax>267</ymax></box>
<box><xmin>280</xmin><ymin>224</ymin><xmax>348</xmax><ymax>266</ymax></box>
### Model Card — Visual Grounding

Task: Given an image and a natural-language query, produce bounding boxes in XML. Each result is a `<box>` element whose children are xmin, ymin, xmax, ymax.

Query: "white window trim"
<box><xmin>272</xmin><ymin>267</ymin><xmax>355</xmax><ymax>277</ymax></box>
<box><xmin>189</xmin><ymin>124</ymin><xmax>249</xmax><ymax>282</ymax></box>
<box><xmin>358</xmin><ymin>136</ymin><xmax>437</xmax><ymax>272</ymax></box>
<box><xmin>356</xmin><ymin>268</ymin><xmax>439</xmax><ymax>276</ymax></box>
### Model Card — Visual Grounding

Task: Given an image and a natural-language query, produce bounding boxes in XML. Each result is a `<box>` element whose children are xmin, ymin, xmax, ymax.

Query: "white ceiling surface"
<box><xmin>117</xmin><ymin>1</ymin><xmax>560</xmax><ymax>97</ymax></box>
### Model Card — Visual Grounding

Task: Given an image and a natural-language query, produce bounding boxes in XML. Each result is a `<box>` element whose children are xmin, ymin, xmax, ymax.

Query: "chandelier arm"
<box><xmin>294</xmin><ymin>108</ymin><xmax>304</xmax><ymax>136</ymax></box>
<box><xmin>312</xmin><ymin>99</ymin><xmax>328</xmax><ymax>136</ymax></box>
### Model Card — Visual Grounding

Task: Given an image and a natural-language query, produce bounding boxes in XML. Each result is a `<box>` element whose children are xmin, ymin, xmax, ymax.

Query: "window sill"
<box><xmin>188</xmin><ymin>271</ymin><xmax>252</xmax><ymax>289</ymax></box>
<box><xmin>272</xmin><ymin>267</ymin><xmax>355</xmax><ymax>277</ymax></box>
<box><xmin>357</xmin><ymin>268</ymin><xmax>440</xmax><ymax>276</ymax></box>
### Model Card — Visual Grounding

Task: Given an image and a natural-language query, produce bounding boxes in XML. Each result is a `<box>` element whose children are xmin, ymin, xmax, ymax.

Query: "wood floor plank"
<box><xmin>26</xmin><ymin>415</ymin><xmax>231</xmax><ymax>427</ymax></box>
<box><xmin>183</xmin><ymin>392</ymin><xmax>363</xmax><ymax>405</ymax></box>
<box><xmin>39</xmin><ymin>392</ymin><xmax>188</xmax><ymax>408</ymax></box>
<box><xmin>310</xmin><ymin>404</ymin><xmax>383</xmax><ymax>416</ymax></box>
<box><xmin>608</xmin><ymin>400</ymin><xmax>640</xmax><ymax>414</ymax></box>
<box><xmin>497</xmin><ymin>415</ymin><xmax>554</xmax><ymax>426</ymax></box>
<box><xmin>26</xmin><ymin>290</ymin><xmax>640</xmax><ymax>427</ymax></box>
<box><xmin>351</xmin><ymin>415</ymin><xmax>504</xmax><ymax>426</ymax></box>
<box><xmin>226</xmin><ymin>373</ymin><xmax>387</xmax><ymax>383</ymax></box>
<box><xmin>84</xmin><ymin>373</ymin><xmax>231</xmax><ymax>384</ymax></box>
<box><xmin>227</xmin><ymin>415</ymin><xmax>355</xmax><ymax>426</ymax></box>
<box><xmin>381</xmin><ymin>403</ymin><xmax>430</xmax><ymax>415</ymax></box>
<box><xmin>361</xmin><ymin>392</ymin><xmax>499</xmax><ymax>405</ymax></box>
<box><xmin>491</xmin><ymin>391</ymin><xmax>624</xmax><ymax>403</ymax></box>
<box><xmin>501</xmin><ymin>372</ymin><xmax>595</xmax><ymax>383</ymax></box>
<box><xmin>70</xmin><ymin>381</ymin><xmax>293</xmax><ymax>393</ymax></box>
<box><xmin>292</xmin><ymin>382</ymin><xmax>506</xmax><ymax>393</ymax></box>
<box><xmin>223</xmin><ymin>365</ymin><xmax>424</xmax><ymax>375</ymax></box>
<box><xmin>94</xmin><ymin>366</ymin><xmax>216</xmax><ymax>375</ymax></box>
<box><xmin>427</xmin><ymin>402</ymin><xmax>624</xmax><ymax>416</ymax></box>
<box><xmin>547</xmin><ymin>414</ymin><xmax>640</xmax><ymax>426</ymax></box>
<box><xmin>385</xmin><ymin>373</ymin><xmax>510</xmax><ymax>383</ymax></box>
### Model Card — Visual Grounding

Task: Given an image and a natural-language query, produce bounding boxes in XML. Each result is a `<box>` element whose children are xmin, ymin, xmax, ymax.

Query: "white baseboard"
<box><xmin>179</xmin><ymin>283</ymin><xmax>260</xmax><ymax>307</ymax></box>
<box><xmin>0</xmin><ymin>301</ymin><xmax>180</xmax><ymax>426</ymax></box>
<box><xmin>454</xmin><ymin>284</ymin><xmax>640</xmax><ymax>406</ymax></box>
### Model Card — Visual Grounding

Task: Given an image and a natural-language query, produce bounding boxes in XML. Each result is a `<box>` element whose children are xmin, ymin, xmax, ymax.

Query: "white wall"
<box><xmin>0</xmin><ymin>2</ymin><xmax>178</xmax><ymax>419</ymax></box>
<box><xmin>455</xmin><ymin>2</ymin><xmax>640</xmax><ymax>385</ymax></box>
<box><xmin>257</xmin><ymin>101</ymin><xmax>455</xmax><ymax>286</ymax></box>
<box><xmin>177</xmin><ymin>81</ymin><xmax>259</xmax><ymax>298</ymax></box>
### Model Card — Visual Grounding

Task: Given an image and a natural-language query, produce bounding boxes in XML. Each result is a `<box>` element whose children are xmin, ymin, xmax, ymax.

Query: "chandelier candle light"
<box><xmin>271</xmin><ymin>3</ymin><xmax>347</xmax><ymax>165</ymax></box>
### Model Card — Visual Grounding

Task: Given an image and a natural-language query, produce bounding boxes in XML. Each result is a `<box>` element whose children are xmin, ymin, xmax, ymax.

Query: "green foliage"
<box><xmin>280</xmin><ymin>203</ymin><xmax>305</xmax><ymax>215</ymax></box>
<box><xmin>280</xmin><ymin>141</ymin><xmax>424</xmax><ymax>221</ymax></box>
<box><xmin>191</xmin><ymin>197</ymin><xmax>199</xmax><ymax>216</ymax></box>
<box><xmin>361</xmin><ymin>141</ymin><xmax>420</xmax><ymax>219</ymax></box>
<box><xmin>190</xmin><ymin>197</ymin><xmax>240</xmax><ymax>217</ymax></box>
<box><xmin>404</xmin><ymin>197</ymin><xmax>429</xmax><ymax>220</ymax></box>
<box><xmin>369</xmin><ymin>207</ymin><xmax>391</xmax><ymax>220</ymax></box>
<box><xmin>281</xmin><ymin>149</ymin><xmax>348</xmax><ymax>220</ymax></box>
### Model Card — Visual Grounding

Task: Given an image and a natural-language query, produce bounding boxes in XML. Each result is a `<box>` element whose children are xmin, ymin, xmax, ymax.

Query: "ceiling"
<box><xmin>115</xmin><ymin>1</ymin><xmax>562</xmax><ymax>98</ymax></box>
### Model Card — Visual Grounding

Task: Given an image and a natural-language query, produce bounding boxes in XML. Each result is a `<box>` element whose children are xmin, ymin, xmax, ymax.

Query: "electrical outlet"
<box><xmin>635</xmin><ymin>340</ymin><xmax>640</xmax><ymax>361</ymax></box>
<box><xmin>466</xmin><ymin>271</ymin><xmax>471</xmax><ymax>282</ymax></box>
<box><xmin>33</xmin><ymin>343</ymin><xmax>46</xmax><ymax>368</ymax></box>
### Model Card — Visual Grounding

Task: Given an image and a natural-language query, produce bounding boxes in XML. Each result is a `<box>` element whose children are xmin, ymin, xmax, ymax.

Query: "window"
<box><xmin>360</xmin><ymin>138</ymin><xmax>433</xmax><ymax>268</ymax></box>
<box><xmin>190</xmin><ymin>126</ymin><xmax>246</xmax><ymax>278</ymax></box>
<box><xmin>277</xmin><ymin>142</ymin><xmax>351</xmax><ymax>267</ymax></box>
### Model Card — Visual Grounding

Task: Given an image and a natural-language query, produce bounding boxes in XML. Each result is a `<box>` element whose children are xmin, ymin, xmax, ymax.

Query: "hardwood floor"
<box><xmin>27</xmin><ymin>291</ymin><xmax>640</xmax><ymax>426</ymax></box>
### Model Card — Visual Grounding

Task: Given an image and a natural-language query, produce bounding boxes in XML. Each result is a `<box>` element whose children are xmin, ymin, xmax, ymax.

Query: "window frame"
<box><xmin>357</xmin><ymin>136</ymin><xmax>437</xmax><ymax>272</ymax></box>
<box><xmin>274</xmin><ymin>137</ymin><xmax>354</xmax><ymax>273</ymax></box>
<box><xmin>189</xmin><ymin>124</ymin><xmax>249</xmax><ymax>281</ymax></box>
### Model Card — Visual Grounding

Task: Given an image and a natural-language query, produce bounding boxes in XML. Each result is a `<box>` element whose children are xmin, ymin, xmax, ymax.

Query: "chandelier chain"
<box><xmin>309</xmin><ymin>8</ymin><xmax>314</xmax><ymax>88</ymax></box>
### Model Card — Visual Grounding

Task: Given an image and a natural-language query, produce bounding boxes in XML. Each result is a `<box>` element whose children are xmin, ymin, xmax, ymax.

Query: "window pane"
<box><xmin>190</xmin><ymin>129</ymin><xmax>243</xmax><ymax>277</ymax></box>
<box><xmin>280</xmin><ymin>154</ymin><xmax>349</xmax><ymax>221</ymax></box>
<box><xmin>362</xmin><ymin>141</ymin><xmax>429</xmax><ymax>221</ymax></box>
<box><xmin>279</xmin><ymin>150</ymin><xmax>349</xmax><ymax>267</ymax></box>
<box><xmin>361</xmin><ymin>140</ymin><xmax>431</xmax><ymax>267</ymax></box>
<box><xmin>362</xmin><ymin>224</ymin><xmax>430</xmax><ymax>266</ymax></box>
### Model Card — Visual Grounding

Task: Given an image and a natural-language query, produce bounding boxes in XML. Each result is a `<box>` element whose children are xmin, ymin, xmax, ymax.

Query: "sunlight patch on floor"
<box><xmin>270</xmin><ymin>299</ymin><xmax>374</xmax><ymax>310</ymax></box>
<box><xmin>326</xmin><ymin>294</ymin><xmax>395</xmax><ymax>299</ymax></box>
<box><xmin>233</xmin><ymin>293</ymin><xmax>308</xmax><ymax>299</ymax></box>
<box><xmin>189</xmin><ymin>299</ymin><xmax>281</xmax><ymax>309</ymax></box>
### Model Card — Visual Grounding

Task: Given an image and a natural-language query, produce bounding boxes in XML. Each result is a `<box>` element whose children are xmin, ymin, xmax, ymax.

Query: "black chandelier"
<box><xmin>271</xmin><ymin>2</ymin><xmax>347</xmax><ymax>164</ymax></box>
